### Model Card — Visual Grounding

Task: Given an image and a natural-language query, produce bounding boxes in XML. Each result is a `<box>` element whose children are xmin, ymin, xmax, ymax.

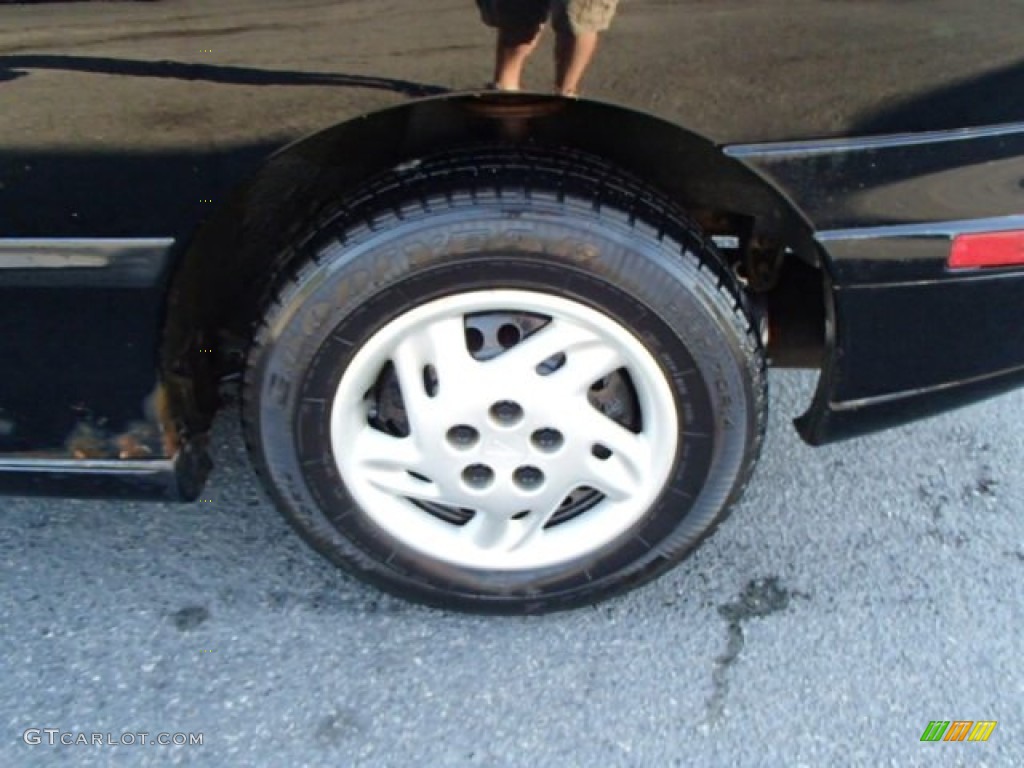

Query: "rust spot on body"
<box><xmin>64</xmin><ymin>383</ymin><xmax>180</xmax><ymax>459</ymax></box>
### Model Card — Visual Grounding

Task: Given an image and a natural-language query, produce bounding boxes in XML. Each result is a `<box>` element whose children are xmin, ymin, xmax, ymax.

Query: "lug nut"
<box><xmin>514</xmin><ymin>465</ymin><xmax>545</xmax><ymax>491</ymax></box>
<box><xmin>489</xmin><ymin>400</ymin><xmax>524</xmax><ymax>426</ymax></box>
<box><xmin>447</xmin><ymin>425</ymin><xmax>479</xmax><ymax>449</ymax></box>
<box><xmin>531</xmin><ymin>428</ymin><xmax>564</xmax><ymax>452</ymax></box>
<box><xmin>462</xmin><ymin>464</ymin><xmax>495</xmax><ymax>490</ymax></box>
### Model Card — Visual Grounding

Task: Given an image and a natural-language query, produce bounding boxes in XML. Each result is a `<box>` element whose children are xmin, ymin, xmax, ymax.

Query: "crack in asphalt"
<box><xmin>705</xmin><ymin>577</ymin><xmax>794</xmax><ymax>727</ymax></box>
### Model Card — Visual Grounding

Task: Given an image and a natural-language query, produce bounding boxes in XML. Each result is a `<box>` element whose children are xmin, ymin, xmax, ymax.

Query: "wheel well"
<box><xmin>162</xmin><ymin>93</ymin><xmax>826</xmax><ymax>435</ymax></box>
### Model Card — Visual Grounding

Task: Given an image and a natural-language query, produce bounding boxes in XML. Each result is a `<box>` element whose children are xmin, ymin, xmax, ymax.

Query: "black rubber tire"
<box><xmin>242</xmin><ymin>147</ymin><xmax>767</xmax><ymax>614</ymax></box>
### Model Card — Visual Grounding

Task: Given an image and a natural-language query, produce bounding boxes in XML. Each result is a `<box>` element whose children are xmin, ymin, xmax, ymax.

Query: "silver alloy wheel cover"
<box><xmin>329</xmin><ymin>290</ymin><xmax>680</xmax><ymax>571</ymax></box>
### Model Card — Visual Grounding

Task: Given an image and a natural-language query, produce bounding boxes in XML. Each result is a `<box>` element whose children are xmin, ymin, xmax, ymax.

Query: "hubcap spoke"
<box><xmin>583</xmin><ymin>453</ymin><xmax>643</xmax><ymax>501</ymax></box>
<box><xmin>365</xmin><ymin>469</ymin><xmax>442</xmax><ymax>501</ymax></box>
<box><xmin>489</xmin><ymin>319</ymin><xmax>596</xmax><ymax>377</ymax></box>
<box><xmin>505</xmin><ymin>489</ymin><xmax>576</xmax><ymax>551</ymax></box>
<box><xmin>391</xmin><ymin>316</ymin><xmax>475</xmax><ymax>435</ymax></box>
<box><xmin>547</xmin><ymin>341</ymin><xmax>625</xmax><ymax>394</ymax></box>
<box><xmin>460</xmin><ymin>511</ymin><xmax>515</xmax><ymax>551</ymax></box>
<box><xmin>580</xmin><ymin>415</ymin><xmax>651</xmax><ymax>500</ymax></box>
<box><xmin>350</xmin><ymin>427</ymin><xmax>440</xmax><ymax>501</ymax></box>
<box><xmin>423</xmin><ymin>315</ymin><xmax>479</xmax><ymax>386</ymax></box>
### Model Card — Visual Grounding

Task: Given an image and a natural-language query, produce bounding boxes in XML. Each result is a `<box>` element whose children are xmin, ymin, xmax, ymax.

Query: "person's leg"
<box><xmin>480</xmin><ymin>0</ymin><xmax>551</xmax><ymax>91</ymax></box>
<box><xmin>493</xmin><ymin>25</ymin><xmax>545</xmax><ymax>91</ymax></box>
<box><xmin>553</xmin><ymin>0</ymin><xmax>619</xmax><ymax>96</ymax></box>
<box><xmin>554</xmin><ymin>29</ymin><xmax>599</xmax><ymax>96</ymax></box>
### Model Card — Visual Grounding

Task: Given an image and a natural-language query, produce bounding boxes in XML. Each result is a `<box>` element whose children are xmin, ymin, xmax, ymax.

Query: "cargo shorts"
<box><xmin>477</xmin><ymin>0</ymin><xmax>620</xmax><ymax>36</ymax></box>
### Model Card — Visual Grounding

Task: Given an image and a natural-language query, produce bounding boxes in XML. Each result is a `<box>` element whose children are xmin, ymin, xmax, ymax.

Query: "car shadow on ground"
<box><xmin>0</xmin><ymin>54</ymin><xmax>450</xmax><ymax>97</ymax></box>
<box><xmin>853</xmin><ymin>57</ymin><xmax>1024</xmax><ymax>135</ymax></box>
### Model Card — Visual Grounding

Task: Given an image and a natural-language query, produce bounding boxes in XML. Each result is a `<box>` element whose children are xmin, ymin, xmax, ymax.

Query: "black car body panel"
<box><xmin>1</xmin><ymin>0</ymin><xmax>1023</xmax><ymax>498</ymax></box>
<box><xmin>730</xmin><ymin>128</ymin><xmax>1024</xmax><ymax>443</ymax></box>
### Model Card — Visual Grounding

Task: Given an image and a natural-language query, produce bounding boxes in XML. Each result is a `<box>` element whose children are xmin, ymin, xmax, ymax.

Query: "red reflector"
<box><xmin>949</xmin><ymin>231</ymin><xmax>1024</xmax><ymax>269</ymax></box>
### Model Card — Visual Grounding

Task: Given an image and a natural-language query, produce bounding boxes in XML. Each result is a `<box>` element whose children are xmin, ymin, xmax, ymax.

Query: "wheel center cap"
<box><xmin>484</xmin><ymin>436</ymin><xmax>525</xmax><ymax>461</ymax></box>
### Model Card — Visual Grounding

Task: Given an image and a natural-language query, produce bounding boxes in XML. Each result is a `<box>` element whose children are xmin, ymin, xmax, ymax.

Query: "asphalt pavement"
<box><xmin>2</xmin><ymin>371</ymin><xmax>1022</xmax><ymax>767</ymax></box>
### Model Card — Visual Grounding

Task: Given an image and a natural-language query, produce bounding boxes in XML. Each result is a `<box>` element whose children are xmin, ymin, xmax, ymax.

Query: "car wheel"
<box><xmin>242</xmin><ymin>148</ymin><xmax>767</xmax><ymax>613</ymax></box>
